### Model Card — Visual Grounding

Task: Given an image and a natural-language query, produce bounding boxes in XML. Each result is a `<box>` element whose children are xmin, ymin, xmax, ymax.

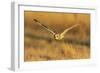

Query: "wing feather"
<box><xmin>34</xmin><ymin>19</ymin><xmax>56</xmax><ymax>35</ymax></box>
<box><xmin>61</xmin><ymin>24</ymin><xmax>79</xmax><ymax>36</ymax></box>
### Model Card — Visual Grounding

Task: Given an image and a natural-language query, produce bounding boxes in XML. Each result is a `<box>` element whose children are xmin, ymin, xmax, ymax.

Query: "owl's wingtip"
<box><xmin>34</xmin><ymin>19</ymin><xmax>38</xmax><ymax>22</ymax></box>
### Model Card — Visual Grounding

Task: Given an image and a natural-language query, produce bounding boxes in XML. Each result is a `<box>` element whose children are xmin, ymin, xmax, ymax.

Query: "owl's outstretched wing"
<box><xmin>61</xmin><ymin>24</ymin><xmax>79</xmax><ymax>36</ymax></box>
<box><xmin>34</xmin><ymin>19</ymin><xmax>56</xmax><ymax>35</ymax></box>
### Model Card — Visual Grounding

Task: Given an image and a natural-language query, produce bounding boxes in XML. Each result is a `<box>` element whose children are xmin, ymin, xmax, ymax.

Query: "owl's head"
<box><xmin>54</xmin><ymin>34</ymin><xmax>64</xmax><ymax>40</ymax></box>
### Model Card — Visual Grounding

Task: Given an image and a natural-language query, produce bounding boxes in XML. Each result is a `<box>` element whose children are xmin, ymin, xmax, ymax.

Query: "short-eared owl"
<box><xmin>34</xmin><ymin>19</ymin><xmax>79</xmax><ymax>40</ymax></box>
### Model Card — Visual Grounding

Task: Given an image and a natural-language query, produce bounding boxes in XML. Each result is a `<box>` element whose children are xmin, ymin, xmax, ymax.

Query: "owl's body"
<box><xmin>34</xmin><ymin>19</ymin><xmax>78</xmax><ymax>40</ymax></box>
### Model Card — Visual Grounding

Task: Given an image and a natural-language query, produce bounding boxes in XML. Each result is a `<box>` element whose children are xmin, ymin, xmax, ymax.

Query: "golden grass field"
<box><xmin>24</xmin><ymin>11</ymin><xmax>90</xmax><ymax>61</ymax></box>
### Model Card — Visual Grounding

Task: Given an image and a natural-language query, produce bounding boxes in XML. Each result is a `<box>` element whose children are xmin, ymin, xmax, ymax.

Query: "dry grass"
<box><xmin>24</xmin><ymin>37</ymin><xmax>90</xmax><ymax>61</ymax></box>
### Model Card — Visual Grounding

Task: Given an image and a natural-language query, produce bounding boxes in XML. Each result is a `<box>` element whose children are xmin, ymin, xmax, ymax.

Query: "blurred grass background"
<box><xmin>24</xmin><ymin>11</ymin><xmax>90</xmax><ymax>61</ymax></box>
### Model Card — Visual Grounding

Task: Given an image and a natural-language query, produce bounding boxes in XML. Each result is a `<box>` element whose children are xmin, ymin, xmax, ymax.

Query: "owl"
<box><xmin>34</xmin><ymin>19</ymin><xmax>79</xmax><ymax>40</ymax></box>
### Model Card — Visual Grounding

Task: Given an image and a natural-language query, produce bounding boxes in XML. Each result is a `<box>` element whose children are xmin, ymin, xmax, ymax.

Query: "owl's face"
<box><xmin>54</xmin><ymin>34</ymin><xmax>64</xmax><ymax>40</ymax></box>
